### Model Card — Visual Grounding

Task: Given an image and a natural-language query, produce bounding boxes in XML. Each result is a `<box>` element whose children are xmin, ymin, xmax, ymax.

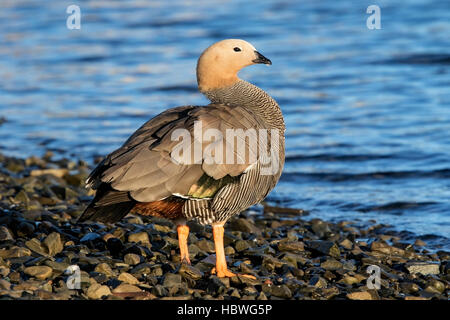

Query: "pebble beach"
<box><xmin>0</xmin><ymin>152</ymin><xmax>448</xmax><ymax>300</ymax></box>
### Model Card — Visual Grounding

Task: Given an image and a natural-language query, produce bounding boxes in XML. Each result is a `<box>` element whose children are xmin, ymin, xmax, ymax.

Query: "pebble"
<box><xmin>45</xmin><ymin>261</ymin><xmax>70</xmax><ymax>273</ymax></box>
<box><xmin>339</xmin><ymin>239</ymin><xmax>353</xmax><ymax>250</ymax></box>
<box><xmin>306</xmin><ymin>240</ymin><xmax>341</xmax><ymax>259</ymax></box>
<box><xmin>230</xmin><ymin>218</ymin><xmax>262</xmax><ymax>236</ymax></box>
<box><xmin>0</xmin><ymin>226</ymin><xmax>14</xmax><ymax>241</ymax></box>
<box><xmin>106</xmin><ymin>238</ymin><xmax>124</xmax><ymax>257</ymax></box>
<box><xmin>207</xmin><ymin>276</ymin><xmax>228</xmax><ymax>295</ymax></box>
<box><xmin>152</xmin><ymin>224</ymin><xmax>171</xmax><ymax>233</ymax></box>
<box><xmin>80</xmin><ymin>232</ymin><xmax>101</xmax><ymax>242</ymax></box>
<box><xmin>43</xmin><ymin>232</ymin><xmax>64</xmax><ymax>256</ymax></box>
<box><xmin>163</xmin><ymin>273</ymin><xmax>182</xmax><ymax>288</ymax></box>
<box><xmin>266</xmin><ymin>284</ymin><xmax>292</xmax><ymax>299</ymax></box>
<box><xmin>404</xmin><ymin>296</ymin><xmax>429</xmax><ymax>300</ymax></box>
<box><xmin>309</xmin><ymin>276</ymin><xmax>327</xmax><ymax>288</ymax></box>
<box><xmin>24</xmin><ymin>266</ymin><xmax>53</xmax><ymax>280</ymax></box>
<box><xmin>320</xmin><ymin>258</ymin><xmax>343</xmax><ymax>270</ymax></box>
<box><xmin>414</xmin><ymin>239</ymin><xmax>427</xmax><ymax>247</ymax></box>
<box><xmin>112</xmin><ymin>283</ymin><xmax>142</xmax><ymax>293</ymax></box>
<box><xmin>400</xmin><ymin>282</ymin><xmax>420</xmax><ymax>293</ymax></box>
<box><xmin>340</xmin><ymin>275</ymin><xmax>360</xmax><ymax>286</ymax></box>
<box><xmin>347</xmin><ymin>291</ymin><xmax>378</xmax><ymax>300</ymax></box>
<box><xmin>311</xmin><ymin>219</ymin><xmax>331</xmax><ymax>237</ymax></box>
<box><xmin>278</xmin><ymin>241</ymin><xmax>305</xmax><ymax>252</ymax></box>
<box><xmin>196</xmin><ymin>239</ymin><xmax>215</xmax><ymax>253</ymax></box>
<box><xmin>424</xmin><ymin>279</ymin><xmax>445</xmax><ymax>294</ymax></box>
<box><xmin>235</xmin><ymin>240</ymin><xmax>250</xmax><ymax>252</ymax></box>
<box><xmin>124</xmin><ymin>253</ymin><xmax>141</xmax><ymax>266</ymax></box>
<box><xmin>0</xmin><ymin>266</ymin><xmax>10</xmax><ymax>277</ymax></box>
<box><xmin>118</xmin><ymin>272</ymin><xmax>140</xmax><ymax>285</ymax></box>
<box><xmin>0</xmin><ymin>246</ymin><xmax>31</xmax><ymax>258</ymax></box>
<box><xmin>128</xmin><ymin>232</ymin><xmax>150</xmax><ymax>245</ymax></box>
<box><xmin>25</xmin><ymin>238</ymin><xmax>47</xmax><ymax>256</ymax></box>
<box><xmin>405</xmin><ymin>262</ymin><xmax>440</xmax><ymax>275</ymax></box>
<box><xmin>16</xmin><ymin>221</ymin><xmax>36</xmax><ymax>237</ymax></box>
<box><xmin>94</xmin><ymin>263</ymin><xmax>115</xmax><ymax>277</ymax></box>
<box><xmin>30</xmin><ymin>168</ymin><xmax>69</xmax><ymax>178</ymax></box>
<box><xmin>224</xmin><ymin>246</ymin><xmax>235</xmax><ymax>255</ymax></box>
<box><xmin>87</xmin><ymin>283</ymin><xmax>111</xmax><ymax>299</ymax></box>
<box><xmin>178</xmin><ymin>264</ymin><xmax>204</xmax><ymax>281</ymax></box>
<box><xmin>0</xmin><ymin>279</ymin><xmax>11</xmax><ymax>290</ymax></box>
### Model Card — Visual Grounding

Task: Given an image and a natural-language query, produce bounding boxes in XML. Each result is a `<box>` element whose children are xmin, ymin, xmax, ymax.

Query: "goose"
<box><xmin>78</xmin><ymin>39</ymin><xmax>285</xmax><ymax>278</ymax></box>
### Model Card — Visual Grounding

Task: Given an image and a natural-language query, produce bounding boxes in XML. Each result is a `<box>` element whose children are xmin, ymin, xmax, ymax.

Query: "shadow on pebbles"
<box><xmin>0</xmin><ymin>152</ymin><xmax>448</xmax><ymax>300</ymax></box>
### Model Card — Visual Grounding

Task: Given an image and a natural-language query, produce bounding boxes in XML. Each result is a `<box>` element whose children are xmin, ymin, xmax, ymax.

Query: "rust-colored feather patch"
<box><xmin>132</xmin><ymin>196</ymin><xmax>185</xmax><ymax>220</ymax></box>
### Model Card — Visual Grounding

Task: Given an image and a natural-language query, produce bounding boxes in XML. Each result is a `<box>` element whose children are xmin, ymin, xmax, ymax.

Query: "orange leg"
<box><xmin>177</xmin><ymin>224</ymin><xmax>191</xmax><ymax>264</ymax></box>
<box><xmin>212</xmin><ymin>224</ymin><xmax>236</xmax><ymax>277</ymax></box>
<box><xmin>211</xmin><ymin>225</ymin><xmax>257</xmax><ymax>279</ymax></box>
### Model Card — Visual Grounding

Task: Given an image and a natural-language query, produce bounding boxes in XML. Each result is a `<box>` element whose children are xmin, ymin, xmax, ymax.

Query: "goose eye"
<box><xmin>233</xmin><ymin>47</ymin><xmax>241</xmax><ymax>52</ymax></box>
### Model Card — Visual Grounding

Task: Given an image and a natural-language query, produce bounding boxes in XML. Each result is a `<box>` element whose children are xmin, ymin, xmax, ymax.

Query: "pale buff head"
<box><xmin>196</xmin><ymin>39</ymin><xmax>271</xmax><ymax>93</ymax></box>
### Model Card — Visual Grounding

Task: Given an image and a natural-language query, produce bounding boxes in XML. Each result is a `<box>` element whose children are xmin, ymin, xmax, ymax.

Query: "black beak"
<box><xmin>252</xmin><ymin>51</ymin><xmax>272</xmax><ymax>65</ymax></box>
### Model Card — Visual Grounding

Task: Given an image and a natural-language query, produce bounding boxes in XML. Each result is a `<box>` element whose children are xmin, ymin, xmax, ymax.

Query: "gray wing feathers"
<box><xmin>87</xmin><ymin>104</ymin><xmax>270</xmax><ymax>204</ymax></box>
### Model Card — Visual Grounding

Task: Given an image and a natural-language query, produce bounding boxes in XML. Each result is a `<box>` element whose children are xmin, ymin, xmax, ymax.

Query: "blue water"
<box><xmin>0</xmin><ymin>0</ymin><xmax>449</xmax><ymax>245</ymax></box>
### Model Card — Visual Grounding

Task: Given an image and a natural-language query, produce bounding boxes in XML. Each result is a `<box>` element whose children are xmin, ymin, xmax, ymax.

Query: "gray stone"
<box><xmin>405</xmin><ymin>262</ymin><xmax>440</xmax><ymax>275</ymax></box>
<box><xmin>196</xmin><ymin>239</ymin><xmax>215</xmax><ymax>253</ymax></box>
<box><xmin>24</xmin><ymin>266</ymin><xmax>53</xmax><ymax>280</ymax></box>
<box><xmin>118</xmin><ymin>272</ymin><xmax>140</xmax><ymax>285</ymax></box>
<box><xmin>163</xmin><ymin>273</ymin><xmax>182</xmax><ymax>288</ymax></box>
<box><xmin>87</xmin><ymin>283</ymin><xmax>111</xmax><ymax>299</ymax></box>
<box><xmin>229</xmin><ymin>218</ymin><xmax>262</xmax><ymax>236</ymax></box>
<box><xmin>0</xmin><ymin>226</ymin><xmax>14</xmax><ymax>241</ymax></box>
<box><xmin>269</xmin><ymin>284</ymin><xmax>292</xmax><ymax>299</ymax></box>
<box><xmin>400</xmin><ymin>282</ymin><xmax>420</xmax><ymax>294</ymax></box>
<box><xmin>178</xmin><ymin>264</ymin><xmax>204</xmax><ymax>281</ymax></box>
<box><xmin>124</xmin><ymin>253</ymin><xmax>141</xmax><ymax>266</ymax></box>
<box><xmin>80</xmin><ymin>232</ymin><xmax>101</xmax><ymax>242</ymax></box>
<box><xmin>320</xmin><ymin>258</ymin><xmax>343</xmax><ymax>270</ymax></box>
<box><xmin>112</xmin><ymin>283</ymin><xmax>142</xmax><ymax>294</ymax></box>
<box><xmin>311</xmin><ymin>219</ymin><xmax>331</xmax><ymax>237</ymax></box>
<box><xmin>339</xmin><ymin>239</ymin><xmax>353</xmax><ymax>250</ymax></box>
<box><xmin>309</xmin><ymin>276</ymin><xmax>327</xmax><ymax>288</ymax></box>
<box><xmin>347</xmin><ymin>290</ymin><xmax>379</xmax><ymax>300</ymax></box>
<box><xmin>152</xmin><ymin>284</ymin><xmax>168</xmax><ymax>297</ymax></box>
<box><xmin>0</xmin><ymin>246</ymin><xmax>31</xmax><ymax>258</ymax></box>
<box><xmin>278</xmin><ymin>241</ymin><xmax>305</xmax><ymax>252</ymax></box>
<box><xmin>25</xmin><ymin>238</ymin><xmax>48</xmax><ymax>256</ymax></box>
<box><xmin>340</xmin><ymin>275</ymin><xmax>360</xmax><ymax>286</ymax></box>
<box><xmin>43</xmin><ymin>232</ymin><xmax>64</xmax><ymax>256</ymax></box>
<box><xmin>94</xmin><ymin>263</ymin><xmax>115</xmax><ymax>277</ymax></box>
<box><xmin>230</xmin><ymin>289</ymin><xmax>241</xmax><ymax>298</ymax></box>
<box><xmin>0</xmin><ymin>279</ymin><xmax>11</xmax><ymax>290</ymax></box>
<box><xmin>414</xmin><ymin>239</ymin><xmax>427</xmax><ymax>247</ymax></box>
<box><xmin>0</xmin><ymin>266</ymin><xmax>10</xmax><ymax>277</ymax></box>
<box><xmin>424</xmin><ymin>279</ymin><xmax>445</xmax><ymax>294</ymax></box>
<box><xmin>152</xmin><ymin>224</ymin><xmax>171</xmax><ymax>233</ymax></box>
<box><xmin>44</xmin><ymin>261</ymin><xmax>70</xmax><ymax>273</ymax></box>
<box><xmin>128</xmin><ymin>232</ymin><xmax>150</xmax><ymax>245</ymax></box>
<box><xmin>235</xmin><ymin>240</ymin><xmax>250</xmax><ymax>252</ymax></box>
<box><xmin>306</xmin><ymin>240</ymin><xmax>341</xmax><ymax>258</ymax></box>
<box><xmin>257</xmin><ymin>291</ymin><xmax>268</xmax><ymax>300</ymax></box>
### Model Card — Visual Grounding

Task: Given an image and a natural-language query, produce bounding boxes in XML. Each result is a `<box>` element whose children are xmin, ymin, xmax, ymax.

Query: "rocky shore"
<box><xmin>0</xmin><ymin>152</ymin><xmax>448</xmax><ymax>300</ymax></box>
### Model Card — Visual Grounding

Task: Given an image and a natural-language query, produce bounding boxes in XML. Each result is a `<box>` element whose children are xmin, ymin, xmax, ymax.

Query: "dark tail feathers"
<box><xmin>77</xmin><ymin>184</ymin><xmax>136</xmax><ymax>224</ymax></box>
